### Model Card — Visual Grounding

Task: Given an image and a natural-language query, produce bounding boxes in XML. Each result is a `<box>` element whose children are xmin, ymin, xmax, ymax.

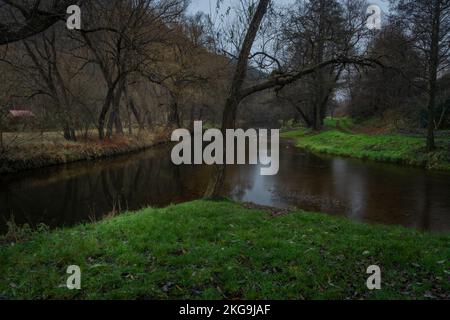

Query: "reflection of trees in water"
<box><xmin>273</xmin><ymin>187</ymin><xmax>348</xmax><ymax>214</ymax></box>
<box><xmin>267</xmin><ymin>149</ymin><xmax>347</xmax><ymax>213</ymax></box>
<box><xmin>420</xmin><ymin>177</ymin><xmax>432</xmax><ymax>231</ymax></box>
<box><xmin>1</xmin><ymin>145</ymin><xmax>450</xmax><ymax>233</ymax></box>
<box><xmin>88</xmin><ymin>151</ymin><xmax>188</xmax><ymax>218</ymax></box>
<box><xmin>226</xmin><ymin>167</ymin><xmax>255</xmax><ymax>202</ymax></box>
<box><xmin>0</xmin><ymin>147</ymin><xmax>195</xmax><ymax>231</ymax></box>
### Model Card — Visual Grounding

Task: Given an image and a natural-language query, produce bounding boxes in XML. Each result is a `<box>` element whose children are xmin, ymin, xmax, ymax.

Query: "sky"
<box><xmin>188</xmin><ymin>0</ymin><xmax>390</xmax><ymax>17</ymax></box>
<box><xmin>189</xmin><ymin>0</ymin><xmax>289</xmax><ymax>15</ymax></box>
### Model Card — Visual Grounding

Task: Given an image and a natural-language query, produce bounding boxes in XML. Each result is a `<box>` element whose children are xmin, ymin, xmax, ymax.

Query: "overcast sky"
<box><xmin>188</xmin><ymin>0</ymin><xmax>390</xmax><ymax>16</ymax></box>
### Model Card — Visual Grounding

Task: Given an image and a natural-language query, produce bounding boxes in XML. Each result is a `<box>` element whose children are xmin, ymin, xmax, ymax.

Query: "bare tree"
<box><xmin>20</xmin><ymin>30</ymin><xmax>79</xmax><ymax>140</ymax></box>
<box><xmin>204</xmin><ymin>0</ymin><xmax>381</xmax><ymax>198</ymax></box>
<box><xmin>0</xmin><ymin>0</ymin><xmax>83</xmax><ymax>45</ymax></box>
<box><xmin>347</xmin><ymin>23</ymin><xmax>424</xmax><ymax>123</ymax></box>
<box><xmin>279</xmin><ymin>0</ymin><xmax>369</xmax><ymax>130</ymax></box>
<box><xmin>392</xmin><ymin>0</ymin><xmax>450</xmax><ymax>151</ymax></box>
<box><xmin>75</xmin><ymin>0</ymin><xmax>187</xmax><ymax>139</ymax></box>
<box><xmin>144</xmin><ymin>19</ymin><xmax>212</xmax><ymax>129</ymax></box>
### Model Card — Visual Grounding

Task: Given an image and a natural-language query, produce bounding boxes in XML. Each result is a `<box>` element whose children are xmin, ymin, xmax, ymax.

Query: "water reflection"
<box><xmin>0</xmin><ymin>142</ymin><xmax>449</xmax><ymax>233</ymax></box>
<box><xmin>0</xmin><ymin>147</ymin><xmax>200</xmax><ymax>232</ymax></box>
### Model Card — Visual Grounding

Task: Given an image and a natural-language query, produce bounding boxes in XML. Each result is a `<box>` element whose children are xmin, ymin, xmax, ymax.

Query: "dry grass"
<box><xmin>0</xmin><ymin>127</ymin><xmax>171</xmax><ymax>174</ymax></box>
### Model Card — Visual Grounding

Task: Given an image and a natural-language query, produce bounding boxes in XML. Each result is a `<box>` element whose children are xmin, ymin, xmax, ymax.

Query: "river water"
<box><xmin>1</xmin><ymin>142</ymin><xmax>449</xmax><ymax>233</ymax></box>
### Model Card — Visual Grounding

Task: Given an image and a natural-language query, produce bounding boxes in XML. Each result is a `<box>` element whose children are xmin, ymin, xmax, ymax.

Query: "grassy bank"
<box><xmin>0</xmin><ymin>129</ymin><xmax>170</xmax><ymax>174</ymax></box>
<box><xmin>1</xmin><ymin>201</ymin><xmax>449</xmax><ymax>300</ymax></box>
<box><xmin>282</xmin><ymin>126</ymin><xmax>450</xmax><ymax>171</ymax></box>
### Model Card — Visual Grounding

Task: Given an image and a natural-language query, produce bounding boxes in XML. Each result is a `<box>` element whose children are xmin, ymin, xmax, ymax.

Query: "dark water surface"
<box><xmin>1</xmin><ymin>142</ymin><xmax>449</xmax><ymax>233</ymax></box>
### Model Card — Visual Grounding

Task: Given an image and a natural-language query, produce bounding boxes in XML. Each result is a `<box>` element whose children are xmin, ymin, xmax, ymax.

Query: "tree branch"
<box><xmin>240</xmin><ymin>56</ymin><xmax>383</xmax><ymax>100</ymax></box>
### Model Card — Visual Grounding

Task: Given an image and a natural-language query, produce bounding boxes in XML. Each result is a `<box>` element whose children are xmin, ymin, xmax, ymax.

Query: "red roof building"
<box><xmin>9</xmin><ymin>110</ymin><xmax>35</xmax><ymax>118</ymax></box>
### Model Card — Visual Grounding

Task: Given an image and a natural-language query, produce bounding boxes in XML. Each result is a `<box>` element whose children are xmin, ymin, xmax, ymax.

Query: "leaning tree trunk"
<box><xmin>204</xmin><ymin>96</ymin><xmax>240</xmax><ymax>198</ymax></box>
<box><xmin>286</xmin><ymin>98</ymin><xmax>312</xmax><ymax>127</ymax></box>
<box><xmin>204</xmin><ymin>0</ymin><xmax>271</xmax><ymax>199</ymax></box>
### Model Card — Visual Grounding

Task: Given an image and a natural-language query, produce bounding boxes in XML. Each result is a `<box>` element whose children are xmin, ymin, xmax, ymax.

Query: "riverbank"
<box><xmin>282</xmin><ymin>127</ymin><xmax>450</xmax><ymax>171</ymax></box>
<box><xmin>1</xmin><ymin>200</ymin><xmax>448</xmax><ymax>300</ymax></box>
<box><xmin>0</xmin><ymin>129</ymin><xmax>171</xmax><ymax>174</ymax></box>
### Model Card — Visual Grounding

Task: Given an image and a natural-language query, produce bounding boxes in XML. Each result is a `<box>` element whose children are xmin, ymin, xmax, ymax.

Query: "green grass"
<box><xmin>323</xmin><ymin>117</ymin><xmax>356</xmax><ymax>132</ymax></box>
<box><xmin>1</xmin><ymin>200</ymin><xmax>449</xmax><ymax>300</ymax></box>
<box><xmin>282</xmin><ymin>128</ymin><xmax>450</xmax><ymax>171</ymax></box>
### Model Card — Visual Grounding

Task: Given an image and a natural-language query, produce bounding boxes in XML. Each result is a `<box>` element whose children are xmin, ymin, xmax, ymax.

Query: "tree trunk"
<box><xmin>71</xmin><ymin>128</ymin><xmax>76</xmax><ymax>141</ymax></box>
<box><xmin>287</xmin><ymin>99</ymin><xmax>313</xmax><ymax>127</ymax></box>
<box><xmin>313</xmin><ymin>0</ymin><xmax>326</xmax><ymax>131</ymax></box>
<box><xmin>98</xmin><ymin>87</ymin><xmax>115</xmax><ymax>140</ymax></box>
<box><xmin>314</xmin><ymin>103</ymin><xmax>322</xmax><ymax>131</ymax></box>
<box><xmin>63</xmin><ymin>122</ymin><xmax>76</xmax><ymax>141</ymax></box>
<box><xmin>427</xmin><ymin>84</ymin><xmax>437</xmax><ymax>152</ymax></box>
<box><xmin>107</xmin><ymin>81</ymin><xmax>125</xmax><ymax>138</ymax></box>
<box><xmin>125</xmin><ymin>83</ymin><xmax>144</xmax><ymax>131</ymax></box>
<box><xmin>204</xmin><ymin>0</ymin><xmax>270</xmax><ymax>199</ymax></box>
<box><xmin>168</xmin><ymin>91</ymin><xmax>182</xmax><ymax>128</ymax></box>
<box><xmin>203</xmin><ymin>96</ymin><xmax>239</xmax><ymax>198</ymax></box>
<box><xmin>168</xmin><ymin>100</ymin><xmax>181</xmax><ymax>128</ymax></box>
<box><xmin>0</xmin><ymin>130</ymin><xmax>4</xmax><ymax>153</ymax></box>
<box><xmin>127</xmin><ymin>105</ymin><xmax>133</xmax><ymax>135</ymax></box>
<box><xmin>63</xmin><ymin>126</ymin><xmax>71</xmax><ymax>141</ymax></box>
<box><xmin>426</xmin><ymin>1</ymin><xmax>441</xmax><ymax>152</ymax></box>
<box><xmin>129</xmin><ymin>97</ymin><xmax>144</xmax><ymax>131</ymax></box>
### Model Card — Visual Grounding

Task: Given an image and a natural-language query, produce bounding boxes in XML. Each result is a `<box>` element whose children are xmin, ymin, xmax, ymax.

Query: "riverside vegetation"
<box><xmin>0</xmin><ymin>129</ymin><xmax>170</xmax><ymax>174</ymax></box>
<box><xmin>281</xmin><ymin>118</ymin><xmax>450</xmax><ymax>171</ymax></box>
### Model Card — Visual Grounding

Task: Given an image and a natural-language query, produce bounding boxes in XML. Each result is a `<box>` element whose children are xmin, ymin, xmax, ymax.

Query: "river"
<box><xmin>1</xmin><ymin>141</ymin><xmax>449</xmax><ymax>233</ymax></box>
